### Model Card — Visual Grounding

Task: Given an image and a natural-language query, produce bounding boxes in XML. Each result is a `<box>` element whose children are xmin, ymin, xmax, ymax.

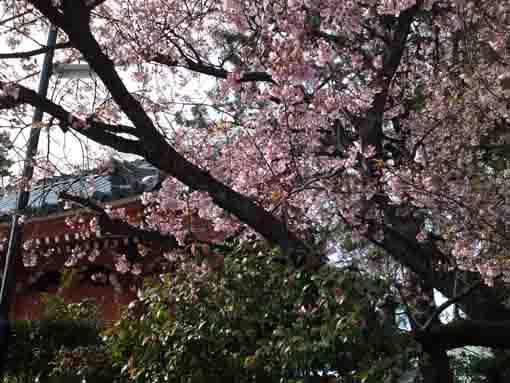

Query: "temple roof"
<box><xmin>0</xmin><ymin>159</ymin><xmax>160</xmax><ymax>218</ymax></box>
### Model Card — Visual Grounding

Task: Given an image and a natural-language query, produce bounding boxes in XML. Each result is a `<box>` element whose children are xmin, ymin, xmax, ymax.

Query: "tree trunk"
<box><xmin>405</xmin><ymin>274</ymin><xmax>454</xmax><ymax>383</ymax></box>
<box><xmin>419</xmin><ymin>347</ymin><xmax>453</xmax><ymax>383</ymax></box>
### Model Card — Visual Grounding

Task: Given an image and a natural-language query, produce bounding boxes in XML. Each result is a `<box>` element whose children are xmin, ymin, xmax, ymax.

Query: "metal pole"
<box><xmin>0</xmin><ymin>25</ymin><xmax>57</xmax><ymax>374</ymax></box>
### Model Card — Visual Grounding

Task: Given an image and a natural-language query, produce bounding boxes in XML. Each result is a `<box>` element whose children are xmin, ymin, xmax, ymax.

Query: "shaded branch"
<box><xmin>358</xmin><ymin>2</ymin><xmax>422</xmax><ymax>153</ymax></box>
<box><xmin>79</xmin><ymin>124</ymin><xmax>144</xmax><ymax>155</ymax></box>
<box><xmin>92</xmin><ymin>120</ymin><xmax>137</xmax><ymax>135</ymax></box>
<box><xmin>58</xmin><ymin>192</ymin><xmax>180</xmax><ymax>250</ymax></box>
<box><xmin>416</xmin><ymin>319</ymin><xmax>510</xmax><ymax>350</ymax></box>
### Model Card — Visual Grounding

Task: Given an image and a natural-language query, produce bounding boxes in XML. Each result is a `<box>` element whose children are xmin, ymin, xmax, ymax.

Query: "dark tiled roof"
<box><xmin>0</xmin><ymin>159</ymin><xmax>160</xmax><ymax>216</ymax></box>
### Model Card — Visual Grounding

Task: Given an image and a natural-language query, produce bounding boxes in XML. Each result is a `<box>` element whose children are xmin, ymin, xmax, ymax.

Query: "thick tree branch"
<box><xmin>416</xmin><ymin>320</ymin><xmax>510</xmax><ymax>350</ymax></box>
<box><xmin>358</xmin><ymin>2</ymin><xmax>422</xmax><ymax>153</ymax></box>
<box><xmin>80</xmin><ymin>124</ymin><xmax>144</xmax><ymax>154</ymax></box>
<box><xmin>90</xmin><ymin>120</ymin><xmax>138</xmax><ymax>135</ymax></box>
<box><xmin>422</xmin><ymin>281</ymin><xmax>482</xmax><ymax>330</ymax></box>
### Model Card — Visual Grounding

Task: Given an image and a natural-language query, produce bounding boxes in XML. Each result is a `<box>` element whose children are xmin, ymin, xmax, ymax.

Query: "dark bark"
<box><xmin>151</xmin><ymin>53</ymin><xmax>274</xmax><ymax>83</ymax></box>
<box><xmin>406</xmin><ymin>275</ymin><xmax>454</xmax><ymax>383</ymax></box>
<box><xmin>358</xmin><ymin>3</ymin><xmax>421</xmax><ymax>153</ymax></box>
<box><xmin>419</xmin><ymin>348</ymin><xmax>454</xmax><ymax>383</ymax></box>
<box><xmin>416</xmin><ymin>320</ymin><xmax>510</xmax><ymax>350</ymax></box>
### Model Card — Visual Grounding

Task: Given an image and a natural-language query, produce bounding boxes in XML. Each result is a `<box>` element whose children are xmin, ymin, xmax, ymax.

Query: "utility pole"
<box><xmin>0</xmin><ymin>25</ymin><xmax>57</xmax><ymax>375</ymax></box>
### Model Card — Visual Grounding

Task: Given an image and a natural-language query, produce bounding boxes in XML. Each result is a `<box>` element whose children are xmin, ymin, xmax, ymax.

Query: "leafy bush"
<box><xmin>3</xmin><ymin>296</ymin><xmax>121</xmax><ymax>383</ymax></box>
<box><xmin>106</xmin><ymin>242</ymin><xmax>418</xmax><ymax>383</ymax></box>
<box><xmin>41</xmin><ymin>295</ymin><xmax>101</xmax><ymax>321</ymax></box>
<box><xmin>1</xmin><ymin>246</ymin><xmax>490</xmax><ymax>383</ymax></box>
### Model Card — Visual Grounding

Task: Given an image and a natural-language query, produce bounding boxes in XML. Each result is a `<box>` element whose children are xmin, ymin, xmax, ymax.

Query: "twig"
<box><xmin>0</xmin><ymin>42</ymin><xmax>71</xmax><ymax>59</ymax></box>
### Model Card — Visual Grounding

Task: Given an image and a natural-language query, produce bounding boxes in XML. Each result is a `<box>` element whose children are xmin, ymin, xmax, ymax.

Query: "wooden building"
<box><xmin>0</xmin><ymin>160</ymin><xmax>164</xmax><ymax>321</ymax></box>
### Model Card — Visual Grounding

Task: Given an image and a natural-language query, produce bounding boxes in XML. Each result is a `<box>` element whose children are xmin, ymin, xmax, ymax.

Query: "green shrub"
<box><xmin>3</xmin><ymin>296</ymin><xmax>121</xmax><ymax>383</ymax></box>
<box><xmin>106</xmin><ymin>242</ymin><xmax>416</xmax><ymax>383</ymax></box>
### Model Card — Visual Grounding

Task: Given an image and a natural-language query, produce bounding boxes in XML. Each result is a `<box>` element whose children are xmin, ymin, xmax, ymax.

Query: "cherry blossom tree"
<box><xmin>0</xmin><ymin>0</ymin><xmax>510</xmax><ymax>381</ymax></box>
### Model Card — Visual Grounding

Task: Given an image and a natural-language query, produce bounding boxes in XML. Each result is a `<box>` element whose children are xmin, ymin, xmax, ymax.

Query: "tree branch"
<box><xmin>80</xmin><ymin>124</ymin><xmax>144</xmax><ymax>155</ymax></box>
<box><xmin>416</xmin><ymin>319</ymin><xmax>510</xmax><ymax>350</ymax></box>
<box><xmin>422</xmin><ymin>281</ymin><xmax>482</xmax><ymax>330</ymax></box>
<box><xmin>377</xmin><ymin>219</ymin><xmax>510</xmax><ymax>321</ymax></box>
<box><xmin>0</xmin><ymin>42</ymin><xmax>71</xmax><ymax>59</ymax></box>
<box><xmin>58</xmin><ymin>192</ymin><xmax>180</xmax><ymax>250</ymax></box>
<box><xmin>358</xmin><ymin>2</ymin><xmax>422</xmax><ymax>153</ymax></box>
<box><xmin>91</xmin><ymin>120</ymin><xmax>138</xmax><ymax>135</ymax></box>
<box><xmin>151</xmin><ymin>53</ymin><xmax>274</xmax><ymax>83</ymax></box>
<box><xmin>0</xmin><ymin>82</ymin><xmax>145</xmax><ymax>154</ymax></box>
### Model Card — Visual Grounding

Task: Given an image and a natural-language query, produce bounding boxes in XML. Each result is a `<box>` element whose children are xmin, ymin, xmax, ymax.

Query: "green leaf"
<box><xmin>309</xmin><ymin>15</ymin><xmax>321</xmax><ymax>29</ymax></box>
